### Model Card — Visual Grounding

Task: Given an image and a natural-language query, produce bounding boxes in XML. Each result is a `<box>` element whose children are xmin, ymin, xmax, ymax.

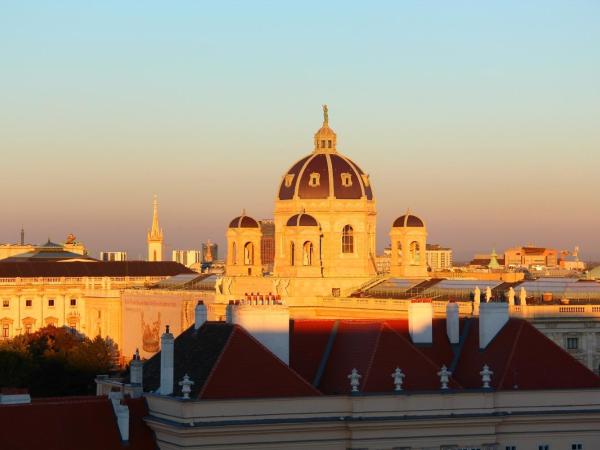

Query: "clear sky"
<box><xmin>1</xmin><ymin>1</ymin><xmax>599</xmax><ymax>261</ymax></box>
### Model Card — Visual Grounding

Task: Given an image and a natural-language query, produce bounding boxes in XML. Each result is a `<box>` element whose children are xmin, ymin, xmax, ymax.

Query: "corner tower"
<box><xmin>273</xmin><ymin>106</ymin><xmax>377</xmax><ymax>278</ymax></box>
<box><xmin>147</xmin><ymin>195</ymin><xmax>164</xmax><ymax>262</ymax></box>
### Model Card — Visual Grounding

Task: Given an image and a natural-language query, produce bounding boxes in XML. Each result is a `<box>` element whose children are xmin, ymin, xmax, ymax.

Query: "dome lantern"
<box><xmin>313</xmin><ymin>104</ymin><xmax>337</xmax><ymax>153</ymax></box>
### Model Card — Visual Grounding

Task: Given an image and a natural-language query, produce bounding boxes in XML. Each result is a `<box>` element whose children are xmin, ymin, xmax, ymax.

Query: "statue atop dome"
<box><xmin>322</xmin><ymin>104</ymin><xmax>329</xmax><ymax>125</ymax></box>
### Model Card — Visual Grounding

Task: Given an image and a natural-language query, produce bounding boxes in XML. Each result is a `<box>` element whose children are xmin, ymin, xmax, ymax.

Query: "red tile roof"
<box><xmin>143</xmin><ymin>322</ymin><xmax>320</xmax><ymax>400</ymax></box>
<box><xmin>288</xmin><ymin>317</ymin><xmax>600</xmax><ymax>393</ymax></box>
<box><xmin>0</xmin><ymin>261</ymin><xmax>194</xmax><ymax>278</ymax></box>
<box><xmin>200</xmin><ymin>325</ymin><xmax>320</xmax><ymax>399</ymax></box>
<box><xmin>0</xmin><ymin>396</ymin><xmax>154</xmax><ymax>450</ymax></box>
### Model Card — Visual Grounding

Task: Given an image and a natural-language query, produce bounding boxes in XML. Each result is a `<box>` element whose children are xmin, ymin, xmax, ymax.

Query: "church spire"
<box><xmin>147</xmin><ymin>194</ymin><xmax>164</xmax><ymax>261</ymax></box>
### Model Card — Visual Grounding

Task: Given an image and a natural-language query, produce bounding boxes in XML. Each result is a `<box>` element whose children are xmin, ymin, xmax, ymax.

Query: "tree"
<box><xmin>0</xmin><ymin>326</ymin><xmax>114</xmax><ymax>397</ymax></box>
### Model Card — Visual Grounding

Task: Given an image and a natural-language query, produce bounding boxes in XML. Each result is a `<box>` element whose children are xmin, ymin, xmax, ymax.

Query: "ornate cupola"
<box><xmin>313</xmin><ymin>105</ymin><xmax>337</xmax><ymax>153</ymax></box>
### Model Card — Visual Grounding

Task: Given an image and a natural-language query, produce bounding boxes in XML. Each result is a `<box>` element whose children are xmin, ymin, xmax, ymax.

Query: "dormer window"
<box><xmin>308</xmin><ymin>172</ymin><xmax>320</xmax><ymax>187</ymax></box>
<box><xmin>340</xmin><ymin>173</ymin><xmax>353</xmax><ymax>187</ymax></box>
<box><xmin>361</xmin><ymin>174</ymin><xmax>370</xmax><ymax>187</ymax></box>
<box><xmin>284</xmin><ymin>173</ymin><xmax>295</xmax><ymax>188</ymax></box>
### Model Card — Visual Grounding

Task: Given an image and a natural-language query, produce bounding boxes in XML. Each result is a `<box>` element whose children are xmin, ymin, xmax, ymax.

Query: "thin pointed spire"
<box><xmin>148</xmin><ymin>194</ymin><xmax>163</xmax><ymax>241</ymax></box>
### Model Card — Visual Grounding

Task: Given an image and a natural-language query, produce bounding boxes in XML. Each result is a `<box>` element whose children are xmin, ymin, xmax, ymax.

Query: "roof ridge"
<box><xmin>197</xmin><ymin>325</ymin><xmax>236</xmax><ymax>399</ymax></box>
<box><xmin>361</xmin><ymin>322</ymin><xmax>385</xmax><ymax>389</ymax></box>
<box><xmin>203</xmin><ymin>325</ymin><xmax>321</xmax><ymax>397</ymax></box>
<box><xmin>496</xmin><ymin>319</ymin><xmax>525</xmax><ymax>389</ymax></box>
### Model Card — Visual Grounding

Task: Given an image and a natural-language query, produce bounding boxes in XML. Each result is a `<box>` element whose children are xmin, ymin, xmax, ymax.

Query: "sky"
<box><xmin>1</xmin><ymin>1</ymin><xmax>599</xmax><ymax>261</ymax></box>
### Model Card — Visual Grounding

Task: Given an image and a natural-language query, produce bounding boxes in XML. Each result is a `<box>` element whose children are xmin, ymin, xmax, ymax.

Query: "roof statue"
<box><xmin>474</xmin><ymin>286</ymin><xmax>481</xmax><ymax>304</ymax></box>
<box><xmin>507</xmin><ymin>287</ymin><xmax>515</xmax><ymax>306</ymax></box>
<box><xmin>520</xmin><ymin>287</ymin><xmax>527</xmax><ymax>306</ymax></box>
<box><xmin>391</xmin><ymin>367</ymin><xmax>405</xmax><ymax>391</ymax></box>
<box><xmin>437</xmin><ymin>365</ymin><xmax>451</xmax><ymax>390</ymax></box>
<box><xmin>480</xmin><ymin>364</ymin><xmax>493</xmax><ymax>389</ymax></box>
<box><xmin>322</xmin><ymin>104</ymin><xmax>328</xmax><ymax>125</ymax></box>
<box><xmin>485</xmin><ymin>286</ymin><xmax>492</xmax><ymax>302</ymax></box>
<box><xmin>348</xmin><ymin>368</ymin><xmax>361</xmax><ymax>393</ymax></box>
<box><xmin>179</xmin><ymin>374</ymin><xmax>194</xmax><ymax>399</ymax></box>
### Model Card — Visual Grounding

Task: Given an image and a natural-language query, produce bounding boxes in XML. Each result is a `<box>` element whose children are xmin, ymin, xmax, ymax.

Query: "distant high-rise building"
<box><xmin>425</xmin><ymin>244</ymin><xmax>453</xmax><ymax>271</ymax></box>
<box><xmin>100</xmin><ymin>251</ymin><xmax>128</xmax><ymax>262</ymax></box>
<box><xmin>259</xmin><ymin>219</ymin><xmax>275</xmax><ymax>272</ymax></box>
<box><xmin>147</xmin><ymin>195</ymin><xmax>164</xmax><ymax>262</ymax></box>
<box><xmin>172</xmin><ymin>250</ymin><xmax>202</xmax><ymax>268</ymax></box>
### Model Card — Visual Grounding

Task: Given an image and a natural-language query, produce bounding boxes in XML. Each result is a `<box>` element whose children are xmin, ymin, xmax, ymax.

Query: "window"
<box><xmin>396</xmin><ymin>241</ymin><xmax>403</xmax><ymax>262</ymax></box>
<box><xmin>2</xmin><ymin>324</ymin><xmax>9</xmax><ymax>338</ymax></box>
<box><xmin>538</xmin><ymin>445</ymin><xmax>549</xmax><ymax>450</ymax></box>
<box><xmin>332</xmin><ymin>288</ymin><xmax>340</xmax><ymax>297</ymax></box>
<box><xmin>48</xmin><ymin>299</ymin><xmax>55</xmax><ymax>307</ymax></box>
<box><xmin>308</xmin><ymin>172</ymin><xmax>320</xmax><ymax>187</ymax></box>
<box><xmin>572</xmin><ymin>444</ymin><xmax>583</xmax><ymax>450</ymax></box>
<box><xmin>70</xmin><ymin>299</ymin><xmax>77</xmax><ymax>307</ymax></box>
<box><xmin>567</xmin><ymin>337</ymin><xmax>579</xmax><ymax>350</ymax></box>
<box><xmin>243</xmin><ymin>242</ymin><xmax>254</xmax><ymax>265</ymax></box>
<box><xmin>2</xmin><ymin>299</ymin><xmax>8</xmax><ymax>308</ymax></box>
<box><xmin>342</xmin><ymin>225</ymin><xmax>354</xmax><ymax>253</ymax></box>
<box><xmin>303</xmin><ymin>241</ymin><xmax>313</xmax><ymax>266</ymax></box>
<box><xmin>327</xmin><ymin>140</ymin><xmax>332</xmax><ymax>148</ymax></box>
<box><xmin>25</xmin><ymin>299</ymin><xmax>32</xmax><ymax>308</ymax></box>
<box><xmin>25</xmin><ymin>324</ymin><xmax>32</xmax><ymax>334</ymax></box>
<box><xmin>409</xmin><ymin>241</ymin><xmax>421</xmax><ymax>264</ymax></box>
<box><xmin>340</xmin><ymin>172</ymin><xmax>353</xmax><ymax>187</ymax></box>
<box><xmin>505</xmin><ymin>446</ymin><xmax>517</xmax><ymax>450</ymax></box>
<box><xmin>232</xmin><ymin>242</ymin><xmax>237</xmax><ymax>265</ymax></box>
<box><xmin>290</xmin><ymin>242</ymin><xmax>295</xmax><ymax>266</ymax></box>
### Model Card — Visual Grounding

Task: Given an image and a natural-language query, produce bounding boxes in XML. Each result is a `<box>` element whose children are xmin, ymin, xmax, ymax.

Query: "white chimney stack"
<box><xmin>446</xmin><ymin>301</ymin><xmax>459</xmax><ymax>344</ymax></box>
<box><xmin>159</xmin><ymin>325</ymin><xmax>174</xmax><ymax>395</ymax></box>
<box><xmin>130</xmin><ymin>348</ymin><xmax>143</xmax><ymax>387</ymax></box>
<box><xmin>479</xmin><ymin>302</ymin><xmax>509</xmax><ymax>349</ymax></box>
<box><xmin>194</xmin><ymin>300</ymin><xmax>207</xmax><ymax>330</ymax></box>
<box><xmin>408</xmin><ymin>299</ymin><xmax>433</xmax><ymax>344</ymax></box>
<box><xmin>229</xmin><ymin>300</ymin><xmax>290</xmax><ymax>364</ymax></box>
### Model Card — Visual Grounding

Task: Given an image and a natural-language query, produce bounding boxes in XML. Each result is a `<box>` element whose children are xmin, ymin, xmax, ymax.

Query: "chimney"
<box><xmin>159</xmin><ymin>325</ymin><xmax>174</xmax><ymax>395</ymax></box>
<box><xmin>408</xmin><ymin>299</ymin><xmax>433</xmax><ymax>344</ymax></box>
<box><xmin>194</xmin><ymin>300</ymin><xmax>207</xmax><ymax>330</ymax></box>
<box><xmin>446</xmin><ymin>301</ymin><xmax>459</xmax><ymax>344</ymax></box>
<box><xmin>229</xmin><ymin>300</ymin><xmax>290</xmax><ymax>364</ymax></box>
<box><xmin>130</xmin><ymin>348</ymin><xmax>143</xmax><ymax>387</ymax></box>
<box><xmin>108</xmin><ymin>391</ymin><xmax>129</xmax><ymax>442</ymax></box>
<box><xmin>479</xmin><ymin>302</ymin><xmax>509</xmax><ymax>349</ymax></box>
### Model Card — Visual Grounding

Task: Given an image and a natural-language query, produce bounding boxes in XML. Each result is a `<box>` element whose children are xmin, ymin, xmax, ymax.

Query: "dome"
<box><xmin>286</xmin><ymin>213</ymin><xmax>319</xmax><ymax>227</ymax></box>
<box><xmin>278</xmin><ymin>153</ymin><xmax>373</xmax><ymax>201</ymax></box>
<box><xmin>229</xmin><ymin>214</ymin><xmax>259</xmax><ymax>228</ymax></box>
<box><xmin>277</xmin><ymin>106</ymin><xmax>373</xmax><ymax>201</ymax></box>
<box><xmin>392</xmin><ymin>214</ymin><xmax>424</xmax><ymax>228</ymax></box>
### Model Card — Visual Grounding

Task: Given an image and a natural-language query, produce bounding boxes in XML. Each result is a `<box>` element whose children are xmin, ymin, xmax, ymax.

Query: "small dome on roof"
<box><xmin>286</xmin><ymin>213</ymin><xmax>319</xmax><ymax>227</ymax></box>
<box><xmin>229</xmin><ymin>214</ymin><xmax>259</xmax><ymax>229</ymax></box>
<box><xmin>392</xmin><ymin>214</ymin><xmax>424</xmax><ymax>228</ymax></box>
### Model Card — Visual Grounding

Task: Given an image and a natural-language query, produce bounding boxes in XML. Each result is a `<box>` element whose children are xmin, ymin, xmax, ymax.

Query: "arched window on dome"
<box><xmin>290</xmin><ymin>242</ymin><xmax>295</xmax><ymax>266</ymax></box>
<box><xmin>397</xmin><ymin>241</ymin><xmax>403</xmax><ymax>263</ymax></box>
<box><xmin>232</xmin><ymin>242</ymin><xmax>237</xmax><ymax>265</ymax></box>
<box><xmin>342</xmin><ymin>225</ymin><xmax>354</xmax><ymax>254</ymax></box>
<box><xmin>410</xmin><ymin>241</ymin><xmax>421</xmax><ymax>264</ymax></box>
<box><xmin>303</xmin><ymin>241</ymin><xmax>313</xmax><ymax>266</ymax></box>
<box><xmin>244</xmin><ymin>242</ymin><xmax>254</xmax><ymax>265</ymax></box>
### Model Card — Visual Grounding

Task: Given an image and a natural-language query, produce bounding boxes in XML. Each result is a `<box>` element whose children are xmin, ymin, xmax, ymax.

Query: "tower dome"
<box><xmin>392</xmin><ymin>213</ymin><xmax>425</xmax><ymax>228</ymax></box>
<box><xmin>229</xmin><ymin>213</ymin><xmax>259</xmax><ymax>228</ymax></box>
<box><xmin>286</xmin><ymin>213</ymin><xmax>319</xmax><ymax>227</ymax></box>
<box><xmin>277</xmin><ymin>106</ymin><xmax>373</xmax><ymax>201</ymax></box>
